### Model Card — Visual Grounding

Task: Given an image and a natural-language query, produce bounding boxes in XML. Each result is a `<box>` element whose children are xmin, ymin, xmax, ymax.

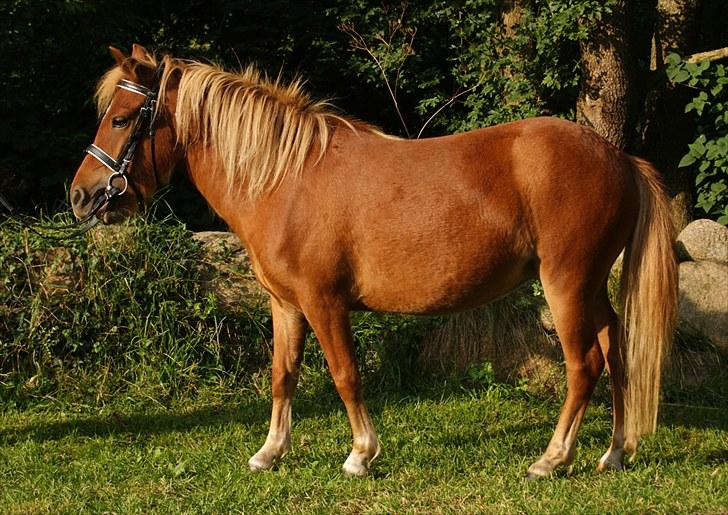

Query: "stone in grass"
<box><xmin>192</xmin><ymin>231</ymin><xmax>267</xmax><ymax>310</ymax></box>
<box><xmin>676</xmin><ymin>219</ymin><xmax>728</xmax><ymax>264</ymax></box>
<box><xmin>678</xmin><ymin>260</ymin><xmax>728</xmax><ymax>354</ymax></box>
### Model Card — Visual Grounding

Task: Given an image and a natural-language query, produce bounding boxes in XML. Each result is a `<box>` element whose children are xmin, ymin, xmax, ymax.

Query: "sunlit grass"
<box><xmin>1</xmin><ymin>380</ymin><xmax>726</xmax><ymax>514</ymax></box>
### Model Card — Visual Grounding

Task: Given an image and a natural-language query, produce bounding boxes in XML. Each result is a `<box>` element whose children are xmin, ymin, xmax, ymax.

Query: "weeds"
<box><xmin>0</xmin><ymin>214</ymin><xmax>271</xmax><ymax>408</ymax></box>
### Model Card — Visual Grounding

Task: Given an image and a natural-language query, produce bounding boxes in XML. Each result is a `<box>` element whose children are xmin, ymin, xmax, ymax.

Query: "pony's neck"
<box><xmin>182</xmin><ymin>142</ymin><xmax>258</xmax><ymax>237</ymax></box>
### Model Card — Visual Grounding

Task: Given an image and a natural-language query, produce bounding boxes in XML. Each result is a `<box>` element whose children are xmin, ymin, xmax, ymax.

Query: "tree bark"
<box><xmin>640</xmin><ymin>0</ymin><xmax>702</xmax><ymax>231</ymax></box>
<box><xmin>575</xmin><ymin>0</ymin><xmax>633</xmax><ymax>149</ymax></box>
<box><xmin>498</xmin><ymin>0</ymin><xmax>529</xmax><ymax>105</ymax></box>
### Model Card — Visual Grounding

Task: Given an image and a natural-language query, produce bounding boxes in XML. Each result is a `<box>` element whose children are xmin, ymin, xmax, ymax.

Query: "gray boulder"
<box><xmin>192</xmin><ymin>231</ymin><xmax>267</xmax><ymax>310</ymax></box>
<box><xmin>676</xmin><ymin>219</ymin><xmax>728</xmax><ymax>264</ymax></box>
<box><xmin>678</xmin><ymin>260</ymin><xmax>728</xmax><ymax>353</ymax></box>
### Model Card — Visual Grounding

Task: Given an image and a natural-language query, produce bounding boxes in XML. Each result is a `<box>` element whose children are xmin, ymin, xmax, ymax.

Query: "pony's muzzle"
<box><xmin>71</xmin><ymin>184</ymin><xmax>105</xmax><ymax>220</ymax></box>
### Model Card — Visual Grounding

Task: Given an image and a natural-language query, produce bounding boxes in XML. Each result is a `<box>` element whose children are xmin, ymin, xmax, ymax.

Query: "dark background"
<box><xmin>1</xmin><ymin>0</ymin><xmax>726</xmax><ymax>229</ymax></box>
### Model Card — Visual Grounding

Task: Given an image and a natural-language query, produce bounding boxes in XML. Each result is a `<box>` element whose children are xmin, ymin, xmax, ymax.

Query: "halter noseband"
<box><xmin>85</xmin><ymin>65</ymin><xmax>165</xmax><ymax>210</ymax></box>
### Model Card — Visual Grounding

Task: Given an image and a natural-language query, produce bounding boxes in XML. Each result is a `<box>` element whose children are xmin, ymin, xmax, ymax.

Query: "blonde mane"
<box><xmin>94</xmin><ymin>55</ymin><xmax>391</xmax><ymax>199</ymax></box>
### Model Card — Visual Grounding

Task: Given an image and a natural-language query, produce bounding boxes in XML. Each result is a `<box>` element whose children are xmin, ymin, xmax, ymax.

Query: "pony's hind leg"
<box><xmin>304</xmin><ymin>302</ymin><xmax>380</xmax><ymax>476</ymax></box>
<box><xmin>527</xmin><ymin>286</ymin><xmax>605</xmax><ymax>479</ymax></box>
<box><xmin>594</xmin><ymin>290</ymin><xmax>626</xmax><ymax>472</ymax></box>
<box><xmin>249</xmin><ymin>298</ymin><xmax>308</xmax><ymax>471</ymax></box>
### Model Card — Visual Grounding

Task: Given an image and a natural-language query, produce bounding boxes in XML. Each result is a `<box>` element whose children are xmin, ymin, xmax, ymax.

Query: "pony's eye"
<box><xmin>112</xmin><ymin>116</ymin><xmax>129</xmax><ymax>128</ymax></box>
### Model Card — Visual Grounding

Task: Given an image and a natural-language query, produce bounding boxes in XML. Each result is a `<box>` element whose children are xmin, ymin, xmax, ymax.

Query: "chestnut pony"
<box><xmin>71</xmin><ymin>45</ymin><xmax>678</xmax><ymax>478</ymax></box>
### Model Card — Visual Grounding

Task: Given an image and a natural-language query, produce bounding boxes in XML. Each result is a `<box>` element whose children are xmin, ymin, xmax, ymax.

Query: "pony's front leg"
<box><xmin>305</xmin><ymin>303</ymin><xmax>380</xmax><ymax>476</ymax></box>
<box><xmin>249</xmin><ymin>298</ymin><xmax>308</xmax><ymax>471</ymax></box>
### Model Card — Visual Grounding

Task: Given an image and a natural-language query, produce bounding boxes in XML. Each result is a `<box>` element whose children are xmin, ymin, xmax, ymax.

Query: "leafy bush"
<box><xmin>0</xmin><ymin>213</ymin><xmax>447</xmax><ymax>405</ymax></box>
<box><xmin>0</xmin><ymin>215</ymin><xmax>271</xmax><ymax>405</ymax></box>
<box><xmin>667</xmin><ymin>53</ymin><xmax>728</xmax><ymax>224</ymax></box>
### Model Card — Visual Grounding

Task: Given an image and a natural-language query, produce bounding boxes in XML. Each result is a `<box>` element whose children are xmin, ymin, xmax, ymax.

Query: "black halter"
<box><xmin>85</xmin><ymin>64</ymin><xmax>165</xmax><ymax>209</ymax></box>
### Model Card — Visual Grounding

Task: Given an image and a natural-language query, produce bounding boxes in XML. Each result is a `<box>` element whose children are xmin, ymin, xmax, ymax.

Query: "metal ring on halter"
<box><xmin>106</xmin><ymin>171</ymin><xmax>129</xmax><ymax>198</ymax></box>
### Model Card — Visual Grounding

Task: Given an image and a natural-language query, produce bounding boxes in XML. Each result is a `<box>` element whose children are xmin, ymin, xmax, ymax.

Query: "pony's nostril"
<box><xmin>71</xmin><ymin>187</ymin><xmax>86</xmax><ymax>207</ymax></box>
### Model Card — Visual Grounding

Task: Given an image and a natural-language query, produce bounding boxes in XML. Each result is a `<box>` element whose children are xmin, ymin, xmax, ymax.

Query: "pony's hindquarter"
<box><xmin>621</xmin><ymin>156</ymin><xmax>678</xmax><ymax>454</ymax></box>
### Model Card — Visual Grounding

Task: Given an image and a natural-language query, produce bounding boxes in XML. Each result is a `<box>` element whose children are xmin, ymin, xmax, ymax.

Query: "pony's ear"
<box><xmin>118</xmin><ymin>44</ymin><xmax>156</xmax><ymax>84</ymax></box>
<box><xmin>109</xmin><ymin>46</ymin><xmax>127</xmax><ymax>65</ymax></box>
<box><xmin>131</xmin><ymin>43</ymin><xmax>153</xmax><ymax>63</ymax></box>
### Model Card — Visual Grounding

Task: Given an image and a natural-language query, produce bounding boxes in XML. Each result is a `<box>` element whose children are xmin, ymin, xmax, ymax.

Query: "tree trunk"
<box><xmin>640</xmin><ymin>0</ymin><xmax>702</xmax><ymax>231</ymax></box>
<box><xmin>498</xmin><ymin>0</ymin><xmax>530</xmax><ymax>105</ymax></box>
<box><xmin>575</xmin><ymin>0</ymin><xmax>633</xmax><ymax>149</ymax></box>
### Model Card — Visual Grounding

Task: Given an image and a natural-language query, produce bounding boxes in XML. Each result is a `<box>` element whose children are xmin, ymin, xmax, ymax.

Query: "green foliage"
<box><xmin>0</xmin><ymin>215</ymin><xmax>272</xmax><ymax>405</ymax></box>
<box><xmin>667</xmin><ymin>53</ymin><xmax>728</xmax><ymax>224</ymax></box>
<box><xmin>350</xmin><ymin>311</ymin><xmax>442</xmax><ymax>392</ymax></box>
<box><xmin>337</xmin><ymin>0</ymin><xmax>614</xmax><ymax>136</ymax></box>
<box><xmin>0</xmin><ymin>215</ymin><xmax>449</xmax><ymax>405</ymax></box>
<box><xmin>439</xmin><ymin>0</ymin><xmax>613</xmax><ymax>131</ymax></box>
<box><xmin>464</xmin><ymin>360</ymin><xmax>495</xmax><ymax>389</ymax></box>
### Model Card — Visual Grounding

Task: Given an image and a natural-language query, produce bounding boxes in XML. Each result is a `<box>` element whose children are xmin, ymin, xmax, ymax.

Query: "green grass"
<box><xmin>1</xmin><ymin>380</ymin><xmax>726</xmax><ymax>514</ymax></box>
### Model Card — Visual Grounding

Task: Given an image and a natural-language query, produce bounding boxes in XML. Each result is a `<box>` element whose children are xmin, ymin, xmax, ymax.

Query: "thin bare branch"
<box><xmin>416</xmin><ymin>82</ymin><xmax>482</xmax><ymax>139</ymax></box>
<box><xmin>339</xmin><ymin>22</ymin><xmax>412</xmax><ymax>138</ymax></box>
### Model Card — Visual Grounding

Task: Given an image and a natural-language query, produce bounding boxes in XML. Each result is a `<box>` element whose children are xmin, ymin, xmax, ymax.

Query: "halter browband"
<box><xmin>117</xmin><ymin>79</ymin><xmax>153</xmax><ymax>97</ymax></box>
<box><xmin>84</xmin><ymin>66</ymin><xmax>164</xmax><ymax>211</ymax></box>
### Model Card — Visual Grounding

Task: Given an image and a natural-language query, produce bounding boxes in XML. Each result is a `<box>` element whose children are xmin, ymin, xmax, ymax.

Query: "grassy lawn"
<box><xmin>1</xmin><ymin>380</ymin><xmax>726</xmax><ymax>514</ymax></box>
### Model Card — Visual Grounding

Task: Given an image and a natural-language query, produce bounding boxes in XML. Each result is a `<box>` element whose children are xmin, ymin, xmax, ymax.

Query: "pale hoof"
<box><xmin>342</xmin><ymin>458</ymin><xmax>369</xmax><ymax>477</ymax></box>
<box><xmin>248</xmin><ymin>451</ymin><xmax>277</xmax><ymax>472</ymax></box>
<box><xmin>342</xmin><ymin>444</ymin><xmax>380</xmax><ymax>477</ymax></box>
<box><xmin>597</xmin><ymin>449</ymin><xmax>624</xmax><ymax>472</ymax></box>
<box><xmin>526</xmin><ymin>464</ymin><xmax>551</xmax><ymax>480</ymax></box>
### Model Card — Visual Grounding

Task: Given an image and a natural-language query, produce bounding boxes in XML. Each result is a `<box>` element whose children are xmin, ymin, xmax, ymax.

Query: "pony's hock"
<box><xmin>70</xmin><ymin>44</ymin><xmax>678</xmax><ymax>478</ymax></box>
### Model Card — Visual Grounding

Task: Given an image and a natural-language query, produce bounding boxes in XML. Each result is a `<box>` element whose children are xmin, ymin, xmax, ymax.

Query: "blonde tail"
<box><xmin>621</xmin><ymin>156</ymin><xmax>678</xmax><ymax>454</ymax></box>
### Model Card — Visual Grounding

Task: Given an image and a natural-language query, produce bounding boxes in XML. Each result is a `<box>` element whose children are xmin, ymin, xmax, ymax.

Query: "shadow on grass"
<box><xmin>0</xmin><ymin>382</ymin><xmax>451</xmax><ymax>447</ymax></box>
<box><xmin>0</xmin><ymin>398</ymin><xmax>269</xmax><ymax>447</ymax></box>
<box><xmin>2</xmin><ymin>339</ymin><xmax>726</xmax><ymax>478</ymax></box>
<box><xmin>2</xmin><ymin>377</ymin><xmax>726</xmax><ymax>449</ymax></box>
<box><xmin>661</xmin><ymin>403</ymin><xmax>728</xmax><ymax>431</ymax></box>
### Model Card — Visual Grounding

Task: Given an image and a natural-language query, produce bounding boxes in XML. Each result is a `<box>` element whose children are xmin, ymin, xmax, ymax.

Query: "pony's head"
<box><xmin>70</xmin><ymin>44</ymin><xmax>179</xmax><ymax>224</ymax></box>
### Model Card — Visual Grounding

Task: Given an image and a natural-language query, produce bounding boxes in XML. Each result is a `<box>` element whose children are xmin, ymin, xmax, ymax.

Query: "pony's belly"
<box><xmin>354</xmin><ymin>258</ymin><xmax>536</xmax><ymax>315</ymax></box>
